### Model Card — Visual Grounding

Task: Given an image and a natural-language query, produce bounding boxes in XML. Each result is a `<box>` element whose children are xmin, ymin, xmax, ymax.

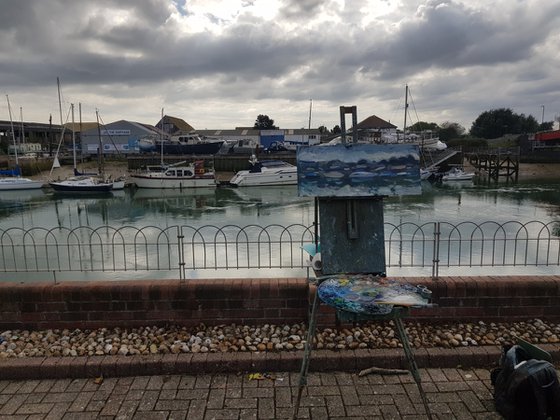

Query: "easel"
<box><xmin>292</xmin><ymin>106</ymin><xmax>433</xmax><ymax>419</ymax></box>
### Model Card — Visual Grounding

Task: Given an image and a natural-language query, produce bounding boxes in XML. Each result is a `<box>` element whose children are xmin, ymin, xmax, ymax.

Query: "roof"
<box><xmin>356</xmin><ymin>115</ymin><xmax>397</xmax><ymax>130</ymax></box>
<box><xmin>63</xmin><ymin>122</ymin><xmax>99</xmax><ymax>132</ymax></box>
<box><xmin>158</xmin><ymin>115</ymin><xmax>195</xmax><ymax>133</ymax></box>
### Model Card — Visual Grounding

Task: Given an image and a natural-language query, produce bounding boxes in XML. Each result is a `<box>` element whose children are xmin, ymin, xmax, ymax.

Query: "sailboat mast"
<box><xmin>71</xmin><ymin>103</ymin><xmax>77</xmax><ymax>171</ymax></box>
<box><xmin>308</xmin><ymin>99</ymin><xmax>312</xmax><ymax>130</ymax></box>
<box><xmin>6</xmin><ymin>95</ymin><xmax>18</xmax><ymax>167</ymax></box>
<box><xmin>20</xmin><ymin>107</ymin><xmax>25</xmax><ymax>147</ymax></box>
<box><xmin>96</xmin><ymin>109</ymin><xmax>103</xmax><ymax>175</ymax></box>
<box><xmin>160</xmin><ymin>108</ymin><xmax>164</xmax><ymax>167</ymax></box>
<box><xmin>57</xmin><ymin>77</ymin><xmax>63</xmax><ymax>126</ymax></box>
<box><xmin>403</xmin><ymin>84</ymin><xmax>409</xmax><ymax>141</ymax></box>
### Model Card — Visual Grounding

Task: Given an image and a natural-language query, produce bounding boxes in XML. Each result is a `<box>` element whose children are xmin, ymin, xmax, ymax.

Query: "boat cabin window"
<box><xmin>185</xmin><ymin>170</ymin><xmax>193</xmax><ymax>176</ymax></box>
<box><xmin>176</xmin><ymin>170</ymin><xmax>183</xmax><ymax>177</ymax></box>
<box><xmin>166</xmin><ymin>170</ymin><xmax>175</xmax><ymax>176</ymax></box>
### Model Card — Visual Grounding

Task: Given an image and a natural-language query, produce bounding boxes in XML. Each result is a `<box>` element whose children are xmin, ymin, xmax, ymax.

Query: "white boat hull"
<box><xmin>0</xmin><ymin>178</ymin><xmax>44</xmax><ymax>190</ymax></box>
<box><xmin>230</xmin><ymin>170</ymin><xmax>298</xmax><ymax>186</ymax></box>
<box><xmin>229</xmin><ymin>159</ymin><xmax>298</xmax><ymax>187</ymax></box>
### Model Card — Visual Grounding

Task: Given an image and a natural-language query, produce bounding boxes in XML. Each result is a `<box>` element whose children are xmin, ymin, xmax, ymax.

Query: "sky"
<box><xmin>1</xmin><ymin>0</ymin><xmax>559</xmax><ymax>133</ymax></box>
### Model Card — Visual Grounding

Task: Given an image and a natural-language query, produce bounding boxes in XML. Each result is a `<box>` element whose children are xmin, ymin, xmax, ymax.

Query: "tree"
<box><xmin>253</xmin><ymin>115</ymin><xmax>277</xmax><ymax>129</ymax></box>
<box><xmin>439</xmin><ymin>121</ymin><xmax>465</xmax><ymax>142</ymax></box>
<box><xmin>318</xmin><ymin>125</ymin><xmax>328</xmax><ymax>134</ymax></box>
<box><xmin>408</xmin><ymin>121</ymin><xmax>439</xmax><ymax>132</ymax></box>
<box><xmin>538</xmin><ymin>121</ymin><xmax>554</xmax><ymax>131</ymax></box>
<box><xmin>470</xmin><ymin>108</ymin><xmax>540</xmax><ymax>139</ymax></box>
<box><xmin>331</xmin><ymin>125</ymin><xmax>341</xmax><ymax>134</ymax></box>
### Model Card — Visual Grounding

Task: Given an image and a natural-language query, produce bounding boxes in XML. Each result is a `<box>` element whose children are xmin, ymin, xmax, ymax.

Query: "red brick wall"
<box><xmin>0</xmin><ymin>276</ymin><xmax>559</xmax><ymax>330</ymax></box>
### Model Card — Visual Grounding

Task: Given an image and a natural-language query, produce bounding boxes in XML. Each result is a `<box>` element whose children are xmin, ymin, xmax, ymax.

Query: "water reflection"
<box><xmin>0</xmin><ymin>179</ymin><xmax>558</xmax><ymax>230</ymax></box>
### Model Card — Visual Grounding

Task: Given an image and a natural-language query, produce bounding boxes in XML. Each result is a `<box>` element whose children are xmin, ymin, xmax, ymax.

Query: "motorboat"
<box><xmin>441</xmin><ymin>167</ymin><xmax>475</xmax><ymax>181</ymax></box>
<box><xmin>0</xmin><ymin>176</ymin><xmax>44</xmax><ymax>191</ymax></box>
<box><xmin>229</xmin><ymin>155</ymin><xmax>298</xmax><ymax>187</ymax></box>
<box><xmin>420</xmin><ymin>168</ymin><xmax>433</xmax><ymax>181</ymax></box>
<box><xmin>139</xmin><ymin>133</ymin><xmax>224</xmax><ymax>155</ymax></box>
<box><xmin>130</xmin><ymin>160</ymin><xmax>216</xmax><ymax>189</ymax></box>
<box><xmin>218</xmin><ymin>138</ymin><xmax>260</xmax><ymax>155</ymax></box>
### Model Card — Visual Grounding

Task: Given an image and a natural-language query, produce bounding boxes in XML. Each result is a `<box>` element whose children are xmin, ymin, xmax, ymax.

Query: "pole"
<box><xmin>6</xmin><ymin>95</ymin><xmax>18</xmax><ymax>166</ymax></box>
<box><xmin>96</xmin><ymin>109</ymin><xmax>103</xmax><ymax>175</ymax></box>
<box><xmin>403</xmin><ymin>84</ymin><xmax>409</xmax><ymax>141</ymax></box>
<box><xmin>541</xmin><ymin>105</ymin><xmax>545</xmax><ymax>126</ymax></box>
<box><xmin>20</xmin><ymin>107</ymin><xmax>25</xmax><ymax>147</ymax></box>
<box><xmin>160</xmin><ymin>108</ymin><xmax>164</xmax><ymax>167</ymax></box>
<box><xmin>71</xmin><ymin>104</ymin><xmax>76</xmax><ymax>172</ymax></box>
<box><xmin>308</xmin><ymin>99</ymin><xmax>312</xmax><ymax>130</ymax></box>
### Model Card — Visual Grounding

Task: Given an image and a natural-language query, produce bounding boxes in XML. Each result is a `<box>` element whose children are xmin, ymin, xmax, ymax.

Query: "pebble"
<box><xmin>0</xmin><ymin>319</ymin><xmax>558</xmax><ymax>358</ymax></box>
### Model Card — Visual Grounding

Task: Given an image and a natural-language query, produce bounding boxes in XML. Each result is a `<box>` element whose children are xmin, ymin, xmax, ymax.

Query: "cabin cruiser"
<box><xmin>229</xmin><ymin>155</ymin><xmax>298</xmax><ymax>187</ymax></box>
<box><xmin>441</xmin><ymin>167</ymin><xmax>475</xmax><ymax>181</ymax></box>
<box><xmin>139</xmin><ymin>133</ymin><xmax>224</xmax><ymax>155</ymax></box>
<box><xmin>130</xmin><ymin>160</ymin><xmax>216</xmax><ymax>189</ymax></box>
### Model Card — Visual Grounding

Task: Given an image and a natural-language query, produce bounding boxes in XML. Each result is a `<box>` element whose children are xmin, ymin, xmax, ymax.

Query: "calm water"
<box><xmin>1</xmin><ymin>176</ymin><xmax>559</xmax><ymax>280</ymax></box>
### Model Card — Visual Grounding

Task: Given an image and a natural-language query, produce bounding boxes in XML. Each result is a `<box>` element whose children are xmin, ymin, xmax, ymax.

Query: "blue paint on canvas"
<box><xmin>297</xmin><ymin>143</ymin><xmax>421</xmax><ymax>197</ymax></box>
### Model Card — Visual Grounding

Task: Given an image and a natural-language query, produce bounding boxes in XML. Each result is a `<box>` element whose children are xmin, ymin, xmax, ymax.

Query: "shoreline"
<box><xmin>34</xmin><ymin>160</ymin><xmax>559</xmax><ymax>183</ymax></box>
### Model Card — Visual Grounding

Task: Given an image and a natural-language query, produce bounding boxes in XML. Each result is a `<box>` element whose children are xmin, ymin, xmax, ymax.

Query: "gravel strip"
<box><xmin>1</xmin><ymin>318</ymin><xmax>559</xmax><ymax>358</ymax></box>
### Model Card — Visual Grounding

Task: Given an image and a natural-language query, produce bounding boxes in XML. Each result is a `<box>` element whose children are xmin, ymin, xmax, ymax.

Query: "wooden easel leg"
<box><xmin>394</xmin><ymin>316</ymin><xmax>433</xmax><ymax>420</ymax></box>
<box><xmin>292</xmin><ymin>287</ymin><xmax>320</xmax><ymax>420</ymax></box>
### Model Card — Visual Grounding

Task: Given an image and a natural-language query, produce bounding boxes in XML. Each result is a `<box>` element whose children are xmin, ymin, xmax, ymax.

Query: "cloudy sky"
<box><xmin>1</xmin><ymin>0</ymin><xmax>559</xmax><ymax>132</ymax></box>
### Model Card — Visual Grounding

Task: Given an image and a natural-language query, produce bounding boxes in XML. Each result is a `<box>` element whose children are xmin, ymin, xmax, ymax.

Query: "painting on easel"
<box><xmin>297</xmin><ymin>143</ymin><xmax>421</xmax><ymax>197</ymax></box>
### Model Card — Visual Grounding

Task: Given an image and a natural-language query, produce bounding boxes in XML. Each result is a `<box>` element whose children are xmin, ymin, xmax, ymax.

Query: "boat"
<box><xmin>218</xmin><ymin>138</ymin><xmax>260</xmax><ymax>155</ymax></box>
<box><xmin>130</xmin><ymin>160</ymin><xmax>216</xmax><ymax>189</ymax></box>
<box><xmin>0</xmin><ymin>96</ymin><xmax>44</xmax><ymax>191</ymax></box>
<box><xmin>441</xmin><ymin>167</ymin><xmax>475</xmax><ymax>181</ymax></box>
<box><xmin>420</xmin><ymin>168</ymin><xmax>433</xmax><ymax>181</ymax></box>
<box><xmin>49</xmin><ymin>176</ymin><xmax>114</xmax><ymax>192</ymax></box>
<box><xmin>228</xmin><ymin>155</ymin><xmax>298</xmax><ymax>187</ymax></box>
<box><xmin>49</xmin><ymin>103</ymin><xmax>115</xmax><ymax>193</ymax></box>
<box><xmin>139</xmin><ymin>132</ymin><xmax>224</xmax><ymax>155</ymax></box>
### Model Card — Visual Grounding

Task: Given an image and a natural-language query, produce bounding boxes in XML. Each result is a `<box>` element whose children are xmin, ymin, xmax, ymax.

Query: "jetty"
<box><xmin>466</xmin><ymin>147</ymin><xmax>520</xmax><ymax>180</ymax></box>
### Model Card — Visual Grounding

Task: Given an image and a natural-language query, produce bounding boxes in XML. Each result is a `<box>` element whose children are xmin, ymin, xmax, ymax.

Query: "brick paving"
<box><xmin>0</xmin><ymin>367</ymin><xmax>502</xmax><ymax>419</ymax></box>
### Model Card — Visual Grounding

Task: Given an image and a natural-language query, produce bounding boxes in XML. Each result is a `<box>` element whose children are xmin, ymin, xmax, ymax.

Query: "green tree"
<box><xmin>538</xmin><ymin>121</ymin><xmax>554</xmax><ymax>131</ymax></box>
<box><xmin>470</xmin><ymin>108</ymin><xmax>540</xmax><ymax>139</ymax></box>
<box><xmin>439</xmin><ymin>121</ymin><xmax>465</xmax><ymax>142</ymax></box>
<box><xmin>253</xmin><ymin>115</ymin><xmax>277</xmax><ymax>129</ymax></box>
<box><xmin>408</xmin><ymin>121</ymin><xmax>439</xmax><ymax>132</ymax></box>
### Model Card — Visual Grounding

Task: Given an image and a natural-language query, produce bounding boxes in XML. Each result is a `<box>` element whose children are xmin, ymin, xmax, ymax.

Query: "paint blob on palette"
<box><xmin>296</xmin><ymin>143</ymin><xmax>421</xmax><ymax>197</ymax></box>
<box><xmin>317</xmin><ymin>274</ymin><xmax>431</xmax><ymax>315</ymax></box>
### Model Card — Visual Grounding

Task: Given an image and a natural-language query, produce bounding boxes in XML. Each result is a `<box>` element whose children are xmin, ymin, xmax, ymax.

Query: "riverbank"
<box><xmin>33</xmin><ymin>160</ymin><xmax>559</xmax><ymax>184</ymax></box>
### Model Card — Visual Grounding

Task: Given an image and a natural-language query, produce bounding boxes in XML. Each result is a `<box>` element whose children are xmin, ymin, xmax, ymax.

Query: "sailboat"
<box><xmin>49</xmin><ymin>104</ymin><xmax>114</xmax><ymax>193</ymax></box>
<box><xmin>0</xmin><ymin>95</ymin><xmax>44</xmax><ymax>191</ymax></box>
<box><xmin>130</xmin><ymin>108</ymin><xmax>217</xmax><ymax>189</ymax></box>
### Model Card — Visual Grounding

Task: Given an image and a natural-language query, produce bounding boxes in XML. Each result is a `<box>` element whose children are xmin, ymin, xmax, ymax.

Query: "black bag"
<box><xmin>491</xmin><ymin>345</ymin><xmax>560</xmax><ymax>420</ymax></box>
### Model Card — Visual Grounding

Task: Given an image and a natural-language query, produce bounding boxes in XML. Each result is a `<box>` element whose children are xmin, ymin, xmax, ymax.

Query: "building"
<box><xmin>355</xmin><ymin>115</ymin><xmax>398</xmax><ymax>143</ymax></box>
<box><xmin>80</xmin><ymin>120</ymin><xmax>161</xmax><ymax>155</ymax></box>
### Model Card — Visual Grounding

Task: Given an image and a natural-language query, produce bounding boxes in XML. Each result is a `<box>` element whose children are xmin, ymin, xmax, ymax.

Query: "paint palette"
<box><xmin>317</xmin><ymin>274</ymin><xmax>431</xmax><ymax>315</ymax></box>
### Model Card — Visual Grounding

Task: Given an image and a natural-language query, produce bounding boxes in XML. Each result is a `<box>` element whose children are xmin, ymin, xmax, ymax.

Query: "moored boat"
<box><xmin>130</xmin><ymin>160</ymin><xmax>216</xmax><ymax>189</ymax></box>
<box><xmin>49</xmin><ymin>176</ymin><xmax>114</xmax><ymax>192</ymax></box>
<box><xmin>0</xmin><ymin>95</ymin><xmax>44</xmax><ymax>191</ymax></box>
<box><xmin>441</xmin><ymin>167</ymin><xmax>475</xmax><ymax>181</ymax></box>
<box><xmin>139</xmin><ymin>133</ymin><xmax>224</xmax><ymax>155</ymax></box>
<box><xmin>229</xmin><ymin>155</ymin><xmax>298</xmax><ymax>187</ymax></box>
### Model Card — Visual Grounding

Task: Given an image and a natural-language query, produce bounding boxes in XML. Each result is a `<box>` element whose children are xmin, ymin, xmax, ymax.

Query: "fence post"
<box><xmin>432</xmin><ymin>222</ymin><xmax>440</xmax><ymax>280</ymax></box>
<box><xmin>177</xmin><ymin>226</ymin><xmax>185</xmax><ymax>281</ymax></box>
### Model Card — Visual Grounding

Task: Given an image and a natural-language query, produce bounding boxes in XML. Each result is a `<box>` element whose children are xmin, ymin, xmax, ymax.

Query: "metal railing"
<box><xmin>1</xmin><ymin>221</ymin><xmax>559</xmax><ymax>279</ymax></box>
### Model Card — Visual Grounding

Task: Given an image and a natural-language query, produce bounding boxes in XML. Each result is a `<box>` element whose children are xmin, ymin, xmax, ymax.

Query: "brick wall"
<box><xmin>0</xmin><ymin>276</ymin><xmax>559</xmax><ymax>330</ymax></box>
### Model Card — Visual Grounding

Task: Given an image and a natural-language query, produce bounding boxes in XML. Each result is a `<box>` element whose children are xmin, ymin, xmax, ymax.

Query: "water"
<box><xmin>1</xmin><ymin>177</ymin><xmax>559</xmax><ymax>281</ymax></box>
